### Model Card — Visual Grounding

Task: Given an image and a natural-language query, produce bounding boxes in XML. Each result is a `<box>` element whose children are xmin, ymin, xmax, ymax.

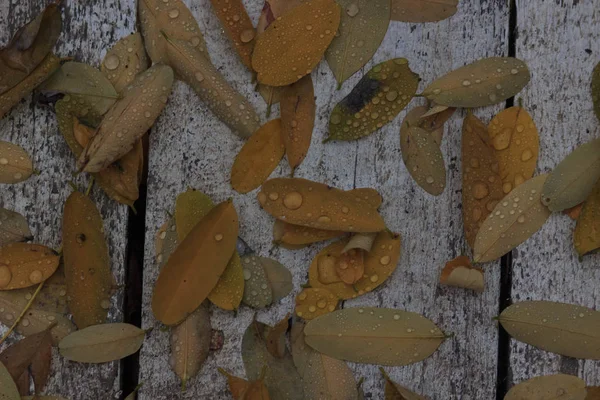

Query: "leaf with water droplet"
<box><xmin>0</xmin><ymin>208</ymin><xmax>32</xmax><ymax>247</ymax></box>
<box><xmin>418</xmin><ymin>103</ymin><xmax>456</xmax><ymax>145</ymax></box>
<box><xmin>101</xmin><ymin>33</ymin><xmax>150</xmax><ymax>93</ymax></box>
<box><xmin>439</xmin><ymin>255</ymin><xmax>484</xmax><ymax>292</ymax></box>
<box><xmin>0</xmin><ymin>141</ymin><xmax>33</xmax><ymax>184</ymax></box>
<box><xmin>266</xmin><ymin>313</ymin><xmax>290</xmax><ymax>358</ymax></box>
<box><xmin>295</xmin><ymin>288</ymin><xmax>339</xmax><ymax>320</ymax></box>
<box><xmin>220</xmin><ymin>368</ymin><xmax>271</xmax><ymax>400</ymax></box>
<box><xmin>422</xmin><ymin>57</ymin><xmax>530</xmax><ymax>108</ymax></box>
<box><xmin>304</xmin><ymin>307</ymin><xmax>445</xmax><ymax>366</ymax></box>
<box><xmin>574</xmin><ymin>179</ymin><xmax>600</xmax><ymax>257</ymax></box>
<box><xmin>505</xmin><ymin>374</ymin><xmax>587</xmax><ymax>400</ymax></box>
<box><xmin>209</xmin><ymin>0</ymin><xmax>255</xmax><ymax>70</ymax></box>
<box><xmin>565</xmin><ymin>203</ymin><xmax>583</xmax><ymax>221</ymax></box>
<box><xmin>541</xmin><ymin>138</ymin><xmax>600</xmax><ymax>212</ymax></box>
<box><xmin>0</xmin><ymin>243</ymin><xmax>58</xmax><ymax>290</ymax></box>
<box><xmin>78</xmin><ymin>64</ymin><xmax>174</xmax><ymax>173</ymax></box>
<box><xmin>280</xmin><ymin>75</ymin><xmax>315</xmax><ymax>171</ymax></box>
<box><xmin>0</xmin><ymin>361</ymin><xmax>19</xmax><ymax>400</ymax></box>
<box><xmin>488</xmin><ymin>106</ymin><xmax>539</xmax><ymax>195</ymax></box>
<box><xmin>62</xmin><ymin>191</ymin><xmax>114</xmax><ymax>328</ymax></box>
<box><xmin>473</xmin><ymin>174</ymin><xmax>550</xmax><ymax>263</ymax></box>
<box><xmin>155</xmin><ymin>218</ymin><xmax>178</xmax><ymax>270</ymax></box>
<box><xmin>461</xmin><ymin>113</ymin><xmax>504</xmax><ymax>248</ymax></box>
<box><xmin>329</xmin><ymin>58</ymin><xmax>419</xmax><ymax>141</ymax></box>
<box><xmin>241</xmin><ymin>255</ymin><xmax>274</xmax><ymax>309</ymax></box>
<box><xmin>380</xmin><ymin>368</ymin><xmax>427</xmax><ymax>400</ymax></box>
<box><xmin>258</xmin><ymin>178</ymin><xmax>386</xmax><ymax>232</ymax></box>
<box><xmin>326</xmin><ymin>0</ymin><xmax>390</xmax><ymax>86</ymax></box>
<box><xmin>273</xmin><ymin>220</ymin><xmax>345</xmax><ymax>247</ymax></box>
<box><xmin>592</xmin><ymin>62</ymin><xmax>600</xmax><ymax>122</ymax></box>
<box><xmin>59</xmin><ymin>323</ymin><xmax>146</xmax><ymax>363</ymax></box>
<box><xmin>152</xmin><ymin>200</ymin><xmax>238</xmax><ymax>325</ymax></box>
<box><xmin>391</xmin><ymin>0</ymin><xmax>457</xmax><ymax>22</ymax></box>
<box><xmin>309</xmin><ymin>230</ymin><xmax>401</xmax><ymax>299</ymax></box>
<box><xmin>253</xmin><ymin>0</ymin><xmax>341</xmax><ymax>86</ymax></box>
<box><xmin>170</xmin><ymin>302</ymin><xmax>211</xmax><ymax>389</ymax></box>
<box><xmin>499</xmin><ymin>300</ymin><xmax>600</xmax><ymax>359</ymax></box>
<box><xmin>231</xmin><ymin>119</ymin><xmax>285</xmax><ymax>194</ymax></box>
<box><xmin>261</xmin><ymin>257</ymin><xmax>293</xmax><ymax>302</ymax></box>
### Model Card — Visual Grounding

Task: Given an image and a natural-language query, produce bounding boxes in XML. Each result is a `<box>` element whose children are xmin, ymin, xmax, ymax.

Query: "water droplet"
<box><xmin>29</xmin><ymin>270</ymin><xmax>43</xmax><ymax>284</ymax></box>
<box><xmin>346</xmin><ymin>3</ymin><xmax>359</xmax><ymax>17</ymax></box>
<box><xmin>426</xmin><ymin>176</ymin><xmax>434</xmax><ymax>184</ymax></box>
<box><xmin>298</xmin><ymin>292</ymin><xmax>307</xmax><ymax>300</ymax></box>
<box><xmin>517</xmin><ymin>215</ymin><xmax>525</xmax><ymax>223</ymax></box>
<box><xmin>101</xmin><ymin>299</ymin><xmax>111</xmax><ymax>309</ymax></box>
<box><xmin>394</xmin><ymin>314</ymin><xmax>400</xmax><ymax>320</ymax></box>
<box><xmin>269</xmin><ymin>192</ymin><xmax>279</xmax><ymax>201</ymax></box>
<box><xmin>0</xmin><ymin>158</ymin><xmax>7</xmax><ymax>165</ymax></box>
<box><xmin>317</xmin><ymin>216</ymin><xmax>331</xmax><ymax>223</ymax></box>
<box><xmin>21</xmin><ymin>318</ymin><xmax>30</xmax><ymax>327</ymax></box>
<box><xmin>243</xmin><ymin>269</ymin><xmax>252</xmax><ymax>280</ymax></box>
<box><xmin>0</xmin><ymin>266</ymin><xmax>11</xmax><ymax>288</ymax></box>
<box><xmin>331</xmin><ymin>114</ymin><xmax>342</xmax><ymax>125</ymax></box>
<box><xmin>104</xmin><ymin>54</ymin><xmax>120</xmax><ymax>70</ymax></box>
<box><xmin>214</xmin><ymin>233</ymin><xmax>224</xmax><ymax>241</ymax></box>
<box><xmin>472</xmin><ymin>181</ymin><xmax>489</xmax><ymax>199</ymax></box>
<box><xmin>283</xmin><ymin>192</ymin><xmax>303</xmax><ymax>210</ymax></box>
<box><xmin>510</xmin><ymin>68</ymin><xmax>519</xmax><ymax>75</ymax></box>
<box><xmin>462</xmin><ymin>80</ymin><xmax>471</xmax><ymax>86</ymax></box>
<box><xmin>305</xmin><ymin>24</ymin><xmax>313</xmax><ymax>31</ymax></box>
<box><xmin>168</xmin><ymin>8</ymin><xmax>180</xmax><ymax>18</ymax></box>
<box><xmin>195</xmin><ymin>72</ymin><xmax>204</xmax><ymax>82</ymax></box>
<box><xmin>502</xmin><ymin>182</ymin><xmax>512</xmax><ymax>194</ymax></box>
<box><xmin>521</xmin><ymin>149</ymin><xmax>533</xmax><ymax>161</ymax></box>
<box><xmin>370</xmin><ymin>274</ymin><xmax>378</xmax><ymax>282</ymax></box>
<box><xmin>379</xmin><ymin>256</ymin><xmax>390</xmax><ymax>265</ymax></box>
<box><xmin>492</xmin><ymin>128</ymin><xmax>512</xmax><ymax>150</ymax></box>
<box><xmin>308</xmin><ymin>305</ymin><xmax>316</xmax><ymax>312</ymax></box>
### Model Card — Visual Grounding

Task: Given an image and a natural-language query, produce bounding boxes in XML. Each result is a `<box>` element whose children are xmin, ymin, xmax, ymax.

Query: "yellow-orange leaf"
<box><xmin>295</xmin><ymin>288</ymin><xmax>338</xmax><ymax>320</ymax></box>
<box><xmin>574</xmin><ymin>179</ymin><xmax>600</xmax><ymax>257</ymax></box>
<box><xmin>273</xmin><ymin>220</ymin><xmax>344</xmax><ymax>246</ymax></box>
<box><xmin>335</xmin><ymin>249</ymin><xmax>365</xmax><ymax>285</ymax></box>
<box><xmin>0</xmin><ymin>141</ymin><xmax>33</xmax><ymax>184</ymax></box>
<box><xmin>0</xmin><ymin>243</ymin><xmax>59</xmax><ymax>290</ymax></box>
<box><xmin>209</xmin><ymin>0</ymin><xmax>255</xmax><ymax>70</ymax></box>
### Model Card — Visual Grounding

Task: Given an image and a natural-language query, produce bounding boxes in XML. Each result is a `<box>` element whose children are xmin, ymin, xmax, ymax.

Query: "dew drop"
<box><xmin>29</xmin><ymin>270</ymin><xmax>43</xmax><ymax>284</ymax></box>
<box><xmin>346</xmin><ymin>3</ymin><xmax>359</xmax><ymax>17</ymax></box>
<box><xmin>104</xmin><ymin>54</ymin><xmax>120</xmax><ymax>70</ymax></box>
<box><xmin>283</xmin><ymin>192</ymin><xmax>303</xmax><ymax>210</ymax></box>
<box><xmin>214</xmin><ymin>233</ymin><xmax>224</xmax><ymax>241</ymax></box>
<box><xmin>168</xmin><ymin>8</ymin><xmax>180</xmax><ymax>18</ymax></box>
<box><xmin>240</xmin><ymin>29</ymin><xmax>255</xmax><ymax>43</ymax></box>
<box><xmin>379</xmin><ymin>256</ymin><xmax>390</xmax><ymax>265</ymax></box>
<box><xmin>0</xmin><ymin>266</ymin><xmax>11</xmax><ymax>288</ymax></box>
<box><xmin>472</xmin><ymin>181</ymin><xmax>489</xmax><ymax>200</ymax></box>
<box><xmin>0</xmin><ymin>158</ymin><xmax>7</xmax><ymax>165</ymax></box>
<box><xmin>195</xmin><ymin>72</ymin><xmax>204</xmax><ymax>82</ymax></box>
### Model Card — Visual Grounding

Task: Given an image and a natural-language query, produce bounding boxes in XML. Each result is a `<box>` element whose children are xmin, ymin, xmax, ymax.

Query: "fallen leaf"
<box><xmin>152</xmin><ymin>200</ymin><xmax>238</xmax><ymax>325</ymax></box>
<box><xmin>325</xmin><ymin>0</ymin><xmax>390</xmax><ymax>86</ymax></box>
<box><xmin>241</xmin><ymin>255</ymin><xmax>274</xmax><ymax>309</ymax></box>
<box><xmin>0</xmin><ymin>361</ymin><xmax>19</xmax><ymax>400</ymax></box>
<box><xmin>101</xmin><ymin>32</ymin><xmax>150</xmax><ymax>93</ymax></box>
<box><xmin>541</xmin><ymin>138</ymin><xmax>600</xmax><ymax>212</ymax></box>
<box><xmin>295</xmin><ymin>288</ymin><xmax>338</xmax><ymax>320</ymax></box>
<box><xmin>174</xmin><ymin>189</ymin><xmax>215</xmax><ymax>241</ymax></box>
<box><xmin>422</xmin><ymin>57</ymin><xmax>530</xmax><ymax>107</ymax></box>
<box><xmin>258</xmin><ymin>178</ymin><xmax>386</xmax><ymax>233</ymax></box>
<box><xmin>0</xmin><ymin>208</ymin><xmax>32</xmax><ymax>247</ymax></box>
<box><xmin>273</xmin><ymin>220</ymin><xmax>345</xmax><ymax>247</ymax></box>
<box><xmin>30</xmin><ymin>330</ymin><xmax>52</xmax><ymax>394</ymax></box>
<box><xmin>565</xmin><ymin>203</ymin><xmax>583</xmax><ymax>220</ymax></box>
<box><xmin>380</xmin><ymin>367</ymin><xmax>428</xmax><ymax>400</ymax></box>
<box><xmin>473</xmin><ymin>174</ymin><xmax>551</xmax><ymax>263</ymax></box>
<box><xmin>58</xmin><ymin>323</ymin><xmax>146</xmax><ymax>363</ymax></box>
<box><xmin>488</xmin><ymin>106</ymin><xmax>539</xmax><ymax>194</ymax></box>
<box><xmin>0</xmin><ymin>329</ymin><xmax>52</xmax><ymax>392</ymax></box>
<box><xmin>62</xmin><ymin>191</ymin><xmax>113</xmax><ymax>329</ymax></box>
<box><xmin>252</xmin><ymin>0</ymin><xmax>341</xmax><ymax>86</ymax></box>
<box><xmin>499</xmin><ymin>300</ymin><xmax>600</xmax><ymax>359</ymax></box>
<box><xmin>574</xmin><ymin>179</ymin><xmax>600</xmax><ymax>257</ymax></box>
<box><xmin>439</xmin><ymin>256</ymin><xmax>484</xmax><ymax>292</ymax></box>
<box><xmin>170</xmin><ymin>302</ymin><xmax>211</xmax><ymax>389</ymax></box>
<box><xmin>400</xmin><ymin>124</ymin><xmax>446</xmax><ymax>196</ymax></box>
<box><xmin>155</xmin><ymin>218</ymin><xmax>178</xmax><ymax>268</ymax></box>
<box><xmin>231</xmin><ymin>119</ymin><xmax>286</xmax><ymax>194</ymax></box>
<box><xmin>391</xmin><ymin>0</ymin><xmax>458</xmax><ymax>22</ymax></box>
<box><xmin>266</xmin><ymin>313</ymin><xmax>290</xmax><ymax>358</ymax></box>
<box><xmin>0</xmin><ymin>243</ymin><xmax>59</xmax><ymax>290</ymax></box>
<box><xmin>336</xmin><ymin>249</ymin><xmax>366</xmax><ymax>285</ymax></box>
<box><xmin>256</xmin><ymin>0</ymin><xmax>305</xmax><ymax>33</ymax></box>
<box><xmin>261</xmin><ymin>257</ymin><xmax>293</xmax><ymax>302</ymax></box>
<box><xmin>587</xmin><ymin>387</ymin><xmax>600</xmax><ymax>399</ymax></box>
<box><xmin>0</xmin><ymin>141</ymin><xmax>34</xmax><ymax>184</ymax></box>
<box><xmin>592</xmin><ymin>62</ymin><xmax>600</xmax><ymax>122</ymax></box>
<box><xmin>280</xmin><ymin>76</ymin><xmax>315</xmax><ymax>171</ymax></box>
<box><xmin>15</xmin><ymin>371</ymin><xmax>29</xmax><ymax>396</ymax></box>
<box><xmin>328</xmin><ymin>58</ymin><xmax>419</xmax><ymax>141</ymax></box>
<box><xmin>304</xmin><ymin>307</ymin><xmax>445</xmax><ymax>366</ymax></box>
<box><xmin>220</xmin><ymin>368</ymin><xmax>271</xmax><ymax>400</ymax></box>
<box><xmin>505</xmin><ymin>374</ymin><xmax>587</xmax><ymax>400</ymax></box>
<box><xmin>209</xmin><ymin>0</ymin><xmax>255</xmax><ymax>69</ymax></box>
<box><xmin>461</xmin><ymin>113</ymin><xmax>504</xmax><ymax>248</ymax></box>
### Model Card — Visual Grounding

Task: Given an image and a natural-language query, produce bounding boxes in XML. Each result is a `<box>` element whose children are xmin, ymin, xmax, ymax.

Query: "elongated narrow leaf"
<box><xmin>0</xmin><ymin>208</ymin><xmax>32</xmax><ymax>246</ymax></box>
<box><xmin>499</xmin><ymin>301</ymin><xmax>600</xmax><ymax>359</ymax></box>
<box><xmin>295</xmin><ymin>288</ymin><xmax>338</xmax><ymax>320</ymax></box>
<box><xmin>422</xmin><ymin>57</ymin><xmax>530</xmax><ymax>108</ymax></box>
<box><xmin>326</xmin><ymin>0</ymin><xmax>390</xmax><ymax>86</ymax></box>
<box><xmin>541</xmin><ymin>138</ymin><xmax>600</xmax><ymax>212</ymax></box>
<box><xmin>574</xmin><ymin>179</ymin><xmax>600</xmax><ymax>257</ymax></box>
<box><xmin>101</xmin><ymin>33</ymin><xmax>150</xmax><ymax>93</ymax></box>
<box><xmin>252</xmin><ymin>0</ymin><xmax>341</xmax><ymax>86</ymax></box>
<box><xmin>473</xmin><ymin>174</ymin><xmax>551</xmax><ymax>263</ymax></box>
<box><xmin>59</xmin><ymin>323</ymin><xmax>145</xmax><ymax>363</ymax></box>
<box><xmin>592</xmin><ymin>62</ymin><xmax>600</xmax><ymax>122</ymax></box>
<box><xmin>0</xmin><ymin>361</ymin><xmax>19</xmax><ymax>400</ymax></box>
<box><xmin>328</xmin><ymin>58</ymin><xmax>419</xmax><ymax>141</ymax></box>
<box><xmin>505</xmin><ymin>374</ymin><xmax>586</xmax><ymax>400</ymax></box>
<box><xmin>0</xmin><ymin>141</ymin><xmax>33</xmax><ymax>184</ymax></box>
<box><xmin>400</xmin><ymin>124</ymin><xmax>446</xmax><ymax>196</ymax></box>
<box><xmin>0</xmin><ymin>243</ymin><xmax>58</xmax><ymax>290</ymax></box>
<box><xmin>304</xmin><ymin>308</ymin><xmax>445</xmax><ymax>366</ymax></box>
<box><xmin>391</xmin><ymin>0</ymin><xmax>458</xmax><ymax>22</ymax></box>
<box><xmin>209</xmin><ymin>0</ymin><xmax>255</xmax><ymax>69</ymax></box>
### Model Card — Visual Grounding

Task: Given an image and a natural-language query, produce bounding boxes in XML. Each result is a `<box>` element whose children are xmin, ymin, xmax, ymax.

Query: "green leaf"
<box><xmin>261</xmin><ymin>257</ymin><xmax>293</xmax><ymax>302</ymax></box>
<box><xmin>241</xmin><ymin>255</ymin><xmax>273</xmax><ymax>309</ymax></box>
<box><xmin>0</xmin><ymin>361</ymin><xmax>20</xmax><ymax>400</ymax></box>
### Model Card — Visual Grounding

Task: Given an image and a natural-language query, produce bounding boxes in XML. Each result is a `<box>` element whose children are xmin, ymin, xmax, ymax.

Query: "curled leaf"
<box><xmin>0</xmin><ymin>208</ymin><xmax>32</xmax><ymax>246</ymax></box>
<box><xmin>295</xmin><ymin>288</ymin><xmax>338</xmax><ymax>320</ymax></box>
<box><xmin>439</xmin><ymin>256</ymin><xmax>484</xmax><ymax>292</ymax></box>
<box><xmin>574</xmin><ymin>180</ymin><xmax>600</xmax><ymax>257</ymax></box>
<box><xmin>101</xmin><ymin>33</ymin><xmax>150</xmax><ymax>93</ymax></box>
<box><xmin>329</xmin><ymin>58</ymin><xmax>419</xmax><ymax>141</ymax></box>
<box><xmin>0</xmin><ymin>141</ymin><xmax>33</xmax><ymax>184</ymax></box>
<box><xmin>273</xmin><ymin>220</ymin><xmax>345</xmax><ymax>247</ymax></box>
<box><xmin>209</xmin><ymin>0</ymin><xmax>255</xmax><ymax>69</ymax></box>
<box><xmin>400</xmin><ymin>124</ymin><xmax>446</xmax><ymax>196</ymax></box>
<box><xmin>505</xmin><ymin>374</ymin><xmax>587</xmax><ymax>400</ymax></box>
<box><xmin>391</xmin><ymin>0</ymin><xmax>458</xmax><ymax>22</ymax></box>
<box><xmin>242</xmin><ymin>255</ymin><xmax>273</xmax><ymax>309</ymax></box>
<box><xmin>0</xmin><ymin>243</ymin><xmax>58</xmax><ymax>290</ymax></box>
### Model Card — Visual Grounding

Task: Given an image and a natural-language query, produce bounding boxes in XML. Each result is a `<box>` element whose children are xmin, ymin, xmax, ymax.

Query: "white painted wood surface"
<box><xmin>0</xmin><ymin>1</ymin><xmax>134</xmax><ymax>399</ymax></box>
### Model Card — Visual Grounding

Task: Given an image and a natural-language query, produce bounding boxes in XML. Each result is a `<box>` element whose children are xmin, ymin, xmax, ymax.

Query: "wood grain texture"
<box><xmin>508</xmin><ymin>0</ymin><xmax>600</xmax><ymax>389</ymax></box>
<box><xmin>139</xmin><ymin>1</ymin><xmax>508</xmax><ymax>399</ymax></box>
<box><xmin>0</xmin><ymin>1</ymin><xmax>134</xmax><ymax>399</ymax></box>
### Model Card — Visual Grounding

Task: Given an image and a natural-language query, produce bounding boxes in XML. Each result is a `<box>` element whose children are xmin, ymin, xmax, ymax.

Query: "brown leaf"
<box><xmin>0</xmin><ymin>208</ymin><xmax>32</xmax><ymax>247</ymax></box>
<box><xmin>220</xmin><ymin>368</ymin><xmax>271</xmax><ymax>400</ymax></box>
<box><xmin>565</xmin><ymin>203</ymin><xmax>583</xmax><ymax>220</ymax></box>
<box><xmin>0</xmin><ymin>243</ymin><xmax>58</xmax><ymax>290</ymax></box>
<box><xmin>0</xmin><ymin>141</ymin><xmax>34</xmax><ymax>184</ymax></box>
<box><xmin>266</xmin><ymin>313</ymin><xmax>290</xmax><ymax>358</ymax></box>
<box><xmin>336</xmin><ymin>249</ymin><xmax>366</xmax><ymax>285</ymax></box>
<box><xmin>381</xmin><ymin>368</ymin><xmax>428</xmax><ymax>400</ymax></box>
<box><xmin>273</xmin><ymin>220</ymin><xmax>345</xmax><ymax>247</ymax></box>
<box><xmin>15</xmin><ymin>370</ymin><xmax>29</xmax><ymax>396</ymax></box>
<box><xmin>260</xmin><ymin>257</ymin><xmax>293</xmax><ymax>302</ymax></box>
<box><xmin>0</xmin><ymin>329</ymin><xmax>52</xmax><ymax>392</ymax></box>
<box><xmin>0</xmin><ymin>361</ymin><xmax>19</xmax><ymax>400</ymax></box>
<box><xmin>256</xmin><ymin>0</ymin><xmax>305</xmax><ymax>33</ymax></box>
<box><xmin>439</xmin><ymin>255</ymin><xmax>484</xmax><ymax>292</ymax></box>
<box><xmin>391</xmin><ymin>0</ymin><xmax>458</xmax><ymax>22</ymax></box>
<box><xmin>505</xmin><ymin>374</ymin><xmax>587</xmax><ymax>400</ymax></box>
<box><xmin>209</xmin><ymin>0</ymin><xmax>255</xmax><ymax>70</ymax></box>
<box><xmin>30</xmin><ymin>329</ymin><xmax>52</xmax><ymax>394</ymax></box>
<box><xmin>574</xmin><ymin>179</ymin><xmax>600</xmax><ymax>257</ymax></box>
<box><xmin>101</xmin><ymin>33</ymin><xmax>150</xmax><ymax>93</ymax></box>
<box><xmin>295</xmin><ymin>288</ymin><xmax>338</xmax><ymax>320</ymax></box>
<box><xmin>587</xmin><ymin>387</ymin><xmax>600</xmax><ymax>399</ymax></box>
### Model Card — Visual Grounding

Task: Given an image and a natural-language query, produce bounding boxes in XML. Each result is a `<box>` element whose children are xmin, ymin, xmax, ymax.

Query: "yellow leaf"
<box><xmin>0</xmin><ymin>141</ymin><xmax>33</xmax><ymax>184</ymax></box>
<box><xmin>505</xmin><ymin>374</ymin><xmax>587</xmax><ymax>400</ymax></box>
<box><xmin>0</xmin><ymin>243</ymin><xmax>59</xmax><ymax>290</ymax></box>
<box><xmin>273</xmin><ymin>220</ymin><xmax>345</xmax><ymax>247</ymax></box>
<box><xmin>574</xmin><ymin>179</ymin><xmax>600</xmax><ymax>257</ymax></box>
<box><xmin>295</xmin><ymin>288</ymin><xmax>338</xmax><ymax>320</ymax></box>
<box><xmin>209</xmin><ymin>0</ymin><xmax>255</xmax><ymax>70</ymax></box>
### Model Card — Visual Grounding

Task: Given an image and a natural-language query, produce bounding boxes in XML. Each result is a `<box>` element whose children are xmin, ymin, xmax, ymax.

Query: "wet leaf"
<box><xmin>258</xmin><ymin>178</ymin><xmax>386</xmax><ymax>233</ymax></box>
<box><xmin>152</xmin><ymin>200</ymin><xmax>239</xmax><ymax>325</ymax></box>
<box><xmin>252</xmin><ymin>0</ymin><xmax>341</xmax><ymax>86</ymax></box>
<box><xmin>402</xmin><ymin>104</ymin><xmax>453</xmax><ymax>147</ymax></box>
<box><xmin>77</xmin><ymin>64</ymin><xmax>174</xmax><ymax>173</ymax></box>
<box><xmin>488</xmin><ymin>106</ymin><xmax>539</xmax><ymax>194</ymax></box>
<box><xmin>592</xmin><ymin>62</ymin><xmax>600</xmax><ymax>122</ymax></box>
<box><xmin>335</xmin><ymin>249</ymin><xmax>365</xmax><ymax>285</ymax></box>
<box><xmin>325</xmin><ymin>0</ymin><xmax>390</xmax><ymax>86</ymax></box>
<box><xmin>342</xmin><ymin>232</ymin><xmax>377</xmax><ymax>253</ymax></box>
<box><xmin>174</xmin><ymin>189</ymin><xmax>215</xmax><ymax>241</ymax></box>
<box><xmin>280</xmin><ymin>76</ymin><xmax>315</xmax><ymax>171</ymax></box>
<box><xmin>439</xmin><ymin>255</ymin><xmax>484</xmax><ymax>292</ymax></box>
<box><xmin>295</xmin><ymin>288</ymin><xmax>338</xmax><ymax>320</ymax></box>
<box><xmin>266</xmin><ymin>314</ymin><xmax>290</xmax><ymax>358</ymax></box>
<box><xmin>221</xmin><ymin>368</ymin><xmax>271</xmax><ymax>400</ymax></box>
<box><xmin>273</xmin><ymin>220</ymin><xmax>345</xmax><ymax>247</ymax></box>
<box><xmin>541</xmin><ymin>138</ymin><xmax>600</xmax><ymax>212</ymax></box>
<box><xmin>0</xmin><ymin>243</ymin><xmax>59</xmax><ymax>290</ymax></box>
<box><xmin>231</xmin><ymin>119</ymin><xmax>286</xmax><ymax>194</ymax></box>
<box><xmin>256</xmin><ymin>0</ymin><xmax>305</xmax><ymax>33</ymax></box>
<box><xmin>241</xmin><ymin>255</ymin><xmax>273</xmax><ymax>309</ymax></box>
<box><xmin>101</xmin><ymin>33</ymin><xmax>150</xmax><ymax>93</ymax></box>
<box><xmin>391</xmin><ymin>0</ymin><xmax>458</xmax><ymax>22</ymax></box>
<box><xmin>505</xmin><ymin>374</ymin><xmax>587</xmax><ymax>400</ymax></box>
<box><xmin>209</xmin><ymin>0</ymin><xmax>255</xmax><ymax>69</ymax></box>
<box><xmin>163</xmin><ymin>35</ymin><xmax>260</xmax><ymax>138</ymax></box>
<box><xmin>0</xmin><ymin>208</ymin><xmax>32</xmax><ymax>247</ymax></box>
<box><xmin>242</xmin><ymin>319</ymin><xmax>304</xmax><ymax>400</ymax></box>
<box><xmin>155</xmin><ymin>218</ymin><xmax>178</xmax><ymax>269</ymax></box>
<box><xmin>0</xmin><ymin>141</ymin><xmax>33</xmax><ymax>184</ymax></box>
<box><xmin>381</xmin><ymin>368</ymin><xmax>427</xmax><ymax>400</ymax></box>
<box><xmin>62</xmin><ymin>191</ymin><xmax>113</xmax><ymax>329</ymax></box>
<box><xmin>170</xmin><ymin>302</ymin><xmax>211</xmax><ymax>388</ymax></box>
<box><xmin>0</xmin><ymin>53</ymin><xmax>60</xmax><ymax>120</ymax></box>
<box><xmin>309</xmin><ymin>230</ymin><xmax>401</xmax><ymax>299</ymax></box>
<box><xmin>565</xmin><ymin>203</ymin><xmax>583</xmax><ymax>221</ymax></box>
<box><xmin>587</xmin><ymin>387</ymin><xmax>600</xmax><ymax>399</ymax></box>
<box><xmin>58</xmin><ymin>323</ymin><xmax>146</xmax><ymax>363</ymax></box>
<box><xmin>400</xmin><ymin>124</ymin><xmax>446</xmax><ymax>196</ymax></box>
<box><xmin>328</xmin><ymin>58</ymin><xmax>419</xmax><ymax>141</ymax></box>
<box><xmin>422</xmin><ymin>57</ymin><xmax>530</xmax><ymax>108</ymax></box>
<box><xmin>0</xmin><ymin>361</ymin><xmax>19</xmax><ymax>400</ymax></box>
<box><xmin>22</xmin><ymin>397</ymin><xmax>69</xmax><ymax>400</ymax></box>
<box><xmin>574</xmin><ymin>179</ymin><xmax>600</xmax><ymax>257</ymax></box>
<box><xmin>499</xmin><ymin>300</ymin><xmax>600</xmax><ymax>359</ymax></box>
<box><xmin>15</xmin><ymin>371</ymin><xmax>29</xmax><ymax>396</ymax></box>
<box><xmin>461</xmin><ymin>113</ymin><xmax>504</xmax><ymax>248</ymax></box>
<box><xmin>261</xmin><ymin>257</ymin><xmax>293</xmax><ymax>302</ymax></box>
<box><xmin>290</xmin><ymin>320</ymin><xmax>358</xmax><ymax>400</ymax></box>
<box><xmin>304</xmin><ymin>307</ymin><xmax>445</xmax><ymax>366</ymax></box>
<box><xmin>257</xmin><ymin>84</ymin><xmax>283</xmax><ymax>115</ymax></box>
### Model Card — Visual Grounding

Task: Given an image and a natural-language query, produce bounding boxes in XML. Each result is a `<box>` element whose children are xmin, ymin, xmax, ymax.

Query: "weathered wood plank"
<box><xmin>509</xmin><ymin>0</ymin><xmax>600</xmax><ymax>389</ymax></box>
<box><xmin>0</xmin><ymin>1</ymin><xmax>135</xmax><ymax>399</ymax></box>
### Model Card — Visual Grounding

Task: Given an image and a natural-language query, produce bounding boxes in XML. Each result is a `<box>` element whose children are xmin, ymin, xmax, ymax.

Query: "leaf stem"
<box><xmin>85</xmin><ymin>176</ymin><xmax>95</xmax><ymax>196</ymax></box>
<box><xmin>0</xmin><ymin>281</ymin><xmax>45</xmax><ymax>346</ymax></box>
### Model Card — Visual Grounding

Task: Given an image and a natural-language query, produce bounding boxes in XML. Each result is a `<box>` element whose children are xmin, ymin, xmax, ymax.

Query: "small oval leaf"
<box><xmin>101</xmin><ymin>33</ymin><xmax>150</xmax><ymax>93</ymax></box>
<box><xmin>0</xmin><ymin>243</ymin><xmax>59</xmax><ymax>290</ymax></box>
<box><xmin>0</xmin><ymin>141</ymin><xmax>33</xmax><ymax>184</ymax></box>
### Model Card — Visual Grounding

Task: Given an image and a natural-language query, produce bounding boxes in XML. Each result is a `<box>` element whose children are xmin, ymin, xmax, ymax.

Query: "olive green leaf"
<box><xmin>380</xmin><ymin>368</ymin><xmax>427</xmax><ymax>400</ymax></box>
<box><xmin>304</xmin><ymin>307</ymin><xmax>445</xmax><ymax>366</ymax></box>
<box><xmin>574</xmin><ymin>179</ymin><xmax>600</xmax><ymax>257</ymax></box>
<box><xmin>0</xmin><ymin>208</ymin><xmax>32</xmax><ymax>246</ymax></box>
<box><xmin>261</xmin><ymin>257</ymin><xmax>293</xmax><ymax>302</ymax></box>
<box><xmin>422</xmin><ymin>57</ymin><xmax>530</xmax><ymax>108</ymax></box>
<box><xmin>505</xmin><ymin>374</ymin><xmax>587</xmax><ymax>400</ymax></box>
<box><xmin>155</xmin><ymin>218</ymin><xmax>178</xmax><ymax>269</ymax></box>
<box><xmin>499</xmin><ymin>301</ymin><xmax>600</xmax><ymax>360</ymax></box>
<box><xmin>473</xmin><ymin>174</ymin><xmax>551</xmax><ymax>263</ymax></box>
<box><xmin>59</xmin><ymin>323</ymin><xmax>146</xmax><ymax>363</ymax></box>
<box><xmin>266</xmin><ymin>313</ymin><xmax>290</xmax><ymax>358</ymax></box>
<box><xmin>241</xmin><ymin>255</ymin><xmax>274</xmax><ymax>309</ymax></box>
<box><xmin>325</xmin><ymin>0</ymin><xmax>391</xmax><ymax>87</ymax></box>
<box><xmin>328</xmin><ymin>58</ymin><xmax>419</xmax><ymax>141</ymax></box>
<box><xmin>592</xmin><ymin>62</ymin><xmax>600</xmax><ymax>122</ymax></box>
<box><xmin>0</xmin><ymin>141</ymin><xmax>33</xmax><ymax>184</ymax></box>
<box><xmin>0</xmin><ymin>361</ymin><xmax>19</xmax><ymax>400</ymax></box>
<box><xmin>541</xmin><ymin>138</ymin><xmax>600</xmax><ymax>212</ymax></box>
<box><xmin>391</xmin><ymin>0</ymin><xmax>458</xmax><ymax>22</ymax></box>
<box><xmin>101</xmin><ymin>33</ymin><xmax>150</xmax><ymax>93</ymax></box>
<box><xmin>174</xmin><ymin>189</ymin><xmax>215</xmax><ymax>241</ymax></box>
